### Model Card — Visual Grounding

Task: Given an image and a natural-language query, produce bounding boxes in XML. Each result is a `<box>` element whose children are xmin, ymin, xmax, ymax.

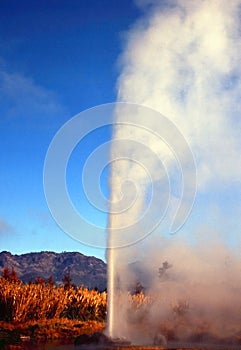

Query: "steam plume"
<box><xmin>106</xmin><ymin>0</ymin><xmax>241</xmax><ymax>346</ymax></box>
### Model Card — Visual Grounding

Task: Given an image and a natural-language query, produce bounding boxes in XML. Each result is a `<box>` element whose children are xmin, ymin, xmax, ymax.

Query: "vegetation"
<box><xmin>0</xmin><ymin>271</ymin><xmax>153</xmax><ymax>346</ymax></box>
<box><xmin>0</xmin><ymin>267</ymin><xmax>191</xmax><ymax>347</ymax></box>
<box><xmin>0</xmin><ymin>251</ymin><xmax>107</xmax><ymax>290</ymax></box>
<box><xmin>0</xmin><ymin>276</ymin><xmax>107</xmax><ymax>323</ymax></box>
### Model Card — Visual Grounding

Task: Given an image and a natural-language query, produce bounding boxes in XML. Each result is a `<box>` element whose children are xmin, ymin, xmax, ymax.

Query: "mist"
<box><xmin>106</xmin><ymin>0</ymin><xmax>241</xmax><ymax>346</ymax></box>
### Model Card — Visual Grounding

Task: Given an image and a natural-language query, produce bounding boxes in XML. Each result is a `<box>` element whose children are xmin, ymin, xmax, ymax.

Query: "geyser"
<box><xmin>105</xmin><ymin>0</ymin><xmax>241</xmax><ymax>347</ymax></box>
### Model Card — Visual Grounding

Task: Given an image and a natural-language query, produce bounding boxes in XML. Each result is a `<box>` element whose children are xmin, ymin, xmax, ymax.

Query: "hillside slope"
<box><xmin>0</xmin><ymin>251</ymin><xmax>107</xmax><ymax>290</ymax></box>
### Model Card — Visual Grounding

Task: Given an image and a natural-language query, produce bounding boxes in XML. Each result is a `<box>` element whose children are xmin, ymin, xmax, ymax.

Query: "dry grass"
<box><xmin>0</xmin><ymin>277</ymin><xmax>106</xmax><ymax>323</ymax></box>
<box><xmin>0</xmin><ymin>277</ymin><xmax>153</xmax><ymax>325</ymax></box>
<box><xmin>0</xmin><ymin>278</ymin><xmax>220</xmax><ymax>348</ymax></box>
<box><xmin>0</xmin><ymin>277</ymin><xmax>107</xmax><ymax>344</ymax></box>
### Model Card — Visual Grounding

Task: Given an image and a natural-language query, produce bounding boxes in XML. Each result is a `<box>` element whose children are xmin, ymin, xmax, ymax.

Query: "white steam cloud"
<box><xmin>118</xmin><ymin>0</ymin><xmax>241</xmax><ymax>188</ymax></box>
<box><xmin>106</xmin><ymin>0</ymin><xmax>241</xmax><ymax>346</ymax></box>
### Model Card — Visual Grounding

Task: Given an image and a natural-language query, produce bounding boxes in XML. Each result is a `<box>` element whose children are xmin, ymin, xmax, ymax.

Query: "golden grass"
<box><xmin>0</xmin><ymin>277</ymin><xmax>153</xmax><ymax>325</ymax></box>
<box><xmin>0</xmin><ymin>278</ymin><xmax>213</xmax><ymax>348</ymax></box>
<box><xmin>0</xmin><ymin>277</ymin><xmax>106</xmax><ymax>323</ymax></box>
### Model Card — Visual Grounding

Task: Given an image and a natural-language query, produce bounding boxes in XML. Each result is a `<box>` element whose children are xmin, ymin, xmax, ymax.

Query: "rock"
<box><xmin>74</xmin><ymin>333</ymin><xmax>96</xmax><ymax>345</ymax></box>
<box><xmin>153</xmin><ymin>333</ymin><xmax>167</xmax><ymax>346</ymax></box>
<box><xmin>74</xmin><ymin>332</ymin><xmax>131</xmax><ymax>346</ymax></box>
<box><xmin>0</xmin><ymin>329</ymin><xmax>21</xmax><ymax>346</ymax></box>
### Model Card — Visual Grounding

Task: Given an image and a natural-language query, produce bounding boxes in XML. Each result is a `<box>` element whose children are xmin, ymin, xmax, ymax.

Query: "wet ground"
<box><xmin>14</xmin><ymin>341</ymin><xmax>241</xmax><ymax>350</ymax></box>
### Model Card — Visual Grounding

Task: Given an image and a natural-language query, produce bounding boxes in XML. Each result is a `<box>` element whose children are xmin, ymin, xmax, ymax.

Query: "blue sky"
<box><xmin>0</xmin><ymin>0</ymin><xmax>140</xmax><ymax>260</ymax></box>
<box><xmin>1</xmin><ymin>0</ymin><xmax>241</xmax><ymax>263</ymax></box>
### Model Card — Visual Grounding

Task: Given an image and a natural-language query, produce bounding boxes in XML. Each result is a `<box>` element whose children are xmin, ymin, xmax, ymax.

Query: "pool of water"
<box><xmin>20</xmin><ymin>342</ymin><xmax>241</xmax><ymax>350</ymax></box>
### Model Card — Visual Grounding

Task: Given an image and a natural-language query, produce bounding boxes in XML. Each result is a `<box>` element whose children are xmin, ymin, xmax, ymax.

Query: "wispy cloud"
<box><xmin>0</xmin><ymin>68</ymin><xmax>67</xmax><ymax>129</ymax></box>
<box><xmin>0</xmin><ymin>219</ymin><xmax>13</xmax><ymax>235</ymax></box>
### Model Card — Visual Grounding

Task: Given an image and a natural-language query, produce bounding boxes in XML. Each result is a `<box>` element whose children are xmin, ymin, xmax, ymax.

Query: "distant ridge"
<box><xmin>0</xmin><ymin>251</ymin><xmax>107</xmax><ymax>291</ymax></box>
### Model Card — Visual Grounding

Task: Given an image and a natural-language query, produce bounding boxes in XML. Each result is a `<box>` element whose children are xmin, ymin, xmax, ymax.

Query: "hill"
<box><xmin>0</xmin><ymin>251</ymin><xmax>107</xmax><ymax>290</ymax></box>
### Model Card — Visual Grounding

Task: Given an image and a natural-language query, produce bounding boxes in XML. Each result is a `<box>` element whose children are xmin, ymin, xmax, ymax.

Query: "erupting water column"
<box><xmin>106</xmin><ymin>240</ymin><xmax>115</xmax><ymax>338</ymax></box>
